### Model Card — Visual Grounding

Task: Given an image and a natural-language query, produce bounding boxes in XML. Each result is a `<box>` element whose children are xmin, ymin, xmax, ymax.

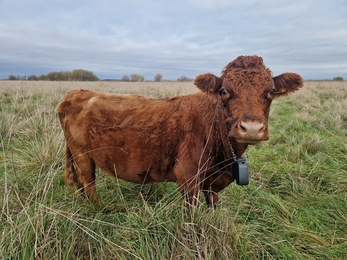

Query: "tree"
<box><xmin>121</xmin><ymin>75</ymin><xmax>130</xmax><ymax>81</ymax></box>
<box><xmin>8</xmin><ymin>75</ymin><xmax>19</xmax><ymax>80</ymax></box>
<box><xmin>62</xmin><ymin>71</ymin><xmax>72</xmax><ymax>80</ymax></box>
<box><xmin>69</xmin><ymin>69</ymin><xmax>99</xmax><ymax>81</ymax></box>
<box><xmin>38</xmin><ymin>74</ymin><xmax>48</xmax><ymax>81</ymax></box>
<box><xmin>130</xmin><ymin>74</ymin><xmax>145</xmax><ymax>82</ymax></box>
<box><xmin>154</xmin><ymin>73</ymin><xmax>163</xmax><ymax>82</ymax></box>
<box><xmin>333</xmin><ymin>76</ymin><xmax>344</xmax><ymax>81</ymax></box>
<box><xmin>47</xmin><ymin>71</ymin><xmax>69</xmax><ymax>81</ymax></box>
<box><xmin>8</xmin><ymin>75</ymin><xmax>28</xmax><ymax>80</ymax></box>
<box><xmin>178</xmin><ymin>75</ymin><xmax>192</xmax><ymax>82</ymax></box>
<box><xmin>28</xmin><ymin>75</ymin><xmax>38</xmax><ymax>81</ymax></box>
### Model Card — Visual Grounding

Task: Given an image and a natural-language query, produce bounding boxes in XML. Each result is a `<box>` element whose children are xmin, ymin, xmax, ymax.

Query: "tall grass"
<box><xmin>1</xmin><ymin>80</ymin><xmax>346</xmax><ymax>259</ymax></box>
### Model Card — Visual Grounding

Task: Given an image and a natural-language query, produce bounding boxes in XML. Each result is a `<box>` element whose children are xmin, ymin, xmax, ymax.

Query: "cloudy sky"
<box><xmin>1</xmin><ymin>0</ymin><xmax>346</xmax><ymax>80</ymax></box>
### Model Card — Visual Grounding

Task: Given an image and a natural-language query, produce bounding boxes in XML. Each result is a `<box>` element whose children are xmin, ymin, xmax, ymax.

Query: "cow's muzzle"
<box><xmin>230</xmin><ymin>120</ymin><xmax>269</xmax><ymax>144</ymax></box>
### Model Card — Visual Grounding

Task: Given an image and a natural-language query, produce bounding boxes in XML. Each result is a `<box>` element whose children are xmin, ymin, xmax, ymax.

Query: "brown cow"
<box><xmin>57</xmin><ymin>55</ymin><xmax>303</xmax><ymax>207</ymax></box>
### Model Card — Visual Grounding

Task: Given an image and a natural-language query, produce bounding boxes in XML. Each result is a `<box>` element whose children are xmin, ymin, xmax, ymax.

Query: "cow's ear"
<box><xmin>272</xmin><ymin>73</ymin><xmax>304</xmax><ymax>98</ymax></box>
<box><xmin>194</xmin><ymin>73</ymin><xmax>222</xmax><ymax>93</ymax></box>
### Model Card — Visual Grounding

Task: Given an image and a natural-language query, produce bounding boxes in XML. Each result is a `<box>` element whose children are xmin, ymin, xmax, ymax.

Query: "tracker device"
<box><xmin>232</xmin><ymin>157</ymin><xmax>249</xmax><ymax>185</ymax></box>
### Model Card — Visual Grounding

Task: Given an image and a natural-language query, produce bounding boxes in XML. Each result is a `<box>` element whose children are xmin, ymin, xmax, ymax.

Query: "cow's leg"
<box><xmin>176</xmin><ymin>168</ymin><xmax>202</xmax><ymax>208</ymax></box>
<box><xmin>203</xmin><ymin>188</ymin><xmax>219</xmax><ymax>209</ymax></box>
<box><xmin>66</xmin><ymin>145</ymin><xmax>98</xmax><ymax>203</ymax></box>
<box><xmin>177</xmin><ymin>178</ymin><xmax>200</xmax><ymax>207</ymax></box>
<box><xmin>64</xmin><ymin>146</ymin><xmax>81</xmax><ymax>190</ymax></box>
<box><xmin>174</xmin><ymin>155</ymin><xmax>206</xmax><ymax>208</ymax></box>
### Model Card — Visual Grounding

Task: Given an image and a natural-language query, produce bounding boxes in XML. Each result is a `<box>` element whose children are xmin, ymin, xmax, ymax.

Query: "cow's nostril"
<box><xmin>258</xmin><ymin>123</ymin><xmax>265</xmax><ymax>134</ymax></box>
<box><xmin>240</xmin><ymin>122</ymin><xmax>247</xmax><ymax>132</ymax></box>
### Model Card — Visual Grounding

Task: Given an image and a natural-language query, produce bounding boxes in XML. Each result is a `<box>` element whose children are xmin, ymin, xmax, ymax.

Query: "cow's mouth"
<box><xmin>234</xmin><ymin>138</ymin><xmax>266</xmax><ymax>145</ymax></box>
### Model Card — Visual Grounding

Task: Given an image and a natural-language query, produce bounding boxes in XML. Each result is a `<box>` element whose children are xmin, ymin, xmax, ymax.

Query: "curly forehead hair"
<box><xmin>221</xmin><ymin>55</ymin><xmax>273</xmax><ymax>81</ymax></box>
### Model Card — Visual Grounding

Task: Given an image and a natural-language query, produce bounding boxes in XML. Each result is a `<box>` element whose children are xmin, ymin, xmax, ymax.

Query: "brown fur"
<box><xmin>57</xmin><ymin>55</ymin><xmax>304</xmax><ymax>207</ymax></box>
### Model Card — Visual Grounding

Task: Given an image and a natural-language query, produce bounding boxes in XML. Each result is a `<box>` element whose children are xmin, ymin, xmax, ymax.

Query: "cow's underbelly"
<box><xmin>94</xmin><ymin>152</ymin><xmax>177</xmax><ymax>184</ymax></box>
<box><xmin>89</xmin><ymin>140</ymin><xmax>178</xmax><ymax>184</ymax></box>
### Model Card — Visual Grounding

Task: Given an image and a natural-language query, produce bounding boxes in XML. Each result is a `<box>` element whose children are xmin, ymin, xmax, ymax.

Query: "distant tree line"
<box><xmin>7</xmin><ymin>70</ymin><xmax>195</xmax><ymax>82</ymax></box>
<box><xmin>120</xmin><ymin>74</ymin><xmax>144</xmax><ymax>82</ymax></box>
<box><xmin>177</xmin><ymin>75</ymin><xmax>193</xmax><ymax>82</ymax></box>
<box><xmin>119</xmin><ymin>73</ymin><xmax>192</xmax><ymax>82</ymax></box>
<box><xmin>7</xmin><ymin>69</ymin><xmax>99</xmax><ymax>81</ymax></box>
<box><xmin>120</xmin><ymin>73</ymin><xmax>163</xmax><ymax>82</ymax></box>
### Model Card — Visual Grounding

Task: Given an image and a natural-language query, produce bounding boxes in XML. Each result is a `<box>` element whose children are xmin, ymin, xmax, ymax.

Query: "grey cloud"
<box><xmin>0</xmin><ymin>0</ymin><xmax>346</xmax><ymax>80</ymax></box>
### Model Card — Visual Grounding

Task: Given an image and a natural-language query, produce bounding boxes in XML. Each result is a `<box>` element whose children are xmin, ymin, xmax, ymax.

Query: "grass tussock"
<box><xmin>1</xmin><ymin>80</ymin><xmax>347</xmax><ymax>259</ymax></box>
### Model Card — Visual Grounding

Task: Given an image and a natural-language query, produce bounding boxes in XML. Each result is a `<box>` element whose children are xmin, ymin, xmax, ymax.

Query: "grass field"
<box><xmin>0</xmin><ymin>80</ymin><xmax>346</xmax><ymax>259</ymax></box>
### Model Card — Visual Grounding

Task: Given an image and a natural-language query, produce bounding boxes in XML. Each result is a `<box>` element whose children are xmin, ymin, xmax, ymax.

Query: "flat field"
<box><xmin>0</xmin><ymin>80</ymin><xmax>346</xmax><ymax>259</ymax></box>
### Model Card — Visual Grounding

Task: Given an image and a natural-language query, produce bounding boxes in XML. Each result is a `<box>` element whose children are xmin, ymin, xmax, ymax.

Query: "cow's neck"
<box><xmin>229</xmin><ymin>142</ymin><xmax>249</xmax><ymax>157</ymax></box>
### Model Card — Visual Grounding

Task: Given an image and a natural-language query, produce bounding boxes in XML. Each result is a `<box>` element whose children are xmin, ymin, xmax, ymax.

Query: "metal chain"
<box><xmin>228</xmin><ymin>137</ymin><xmax>250</xmax><ymax>160</ymax></box>
<box><xmin>245</xmin><ymin>145</ymin><xmax>250</xmax><ymax>159</ymax></box>
<box><xmin>226</xmin><ymin>136</ymin><xmax>237</xmax><ymax>160</ymax></box>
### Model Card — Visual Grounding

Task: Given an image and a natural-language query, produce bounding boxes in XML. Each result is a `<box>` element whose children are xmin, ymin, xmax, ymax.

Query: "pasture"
<box><xmin>0</xmin><ymin>80</ymin><xmax>346</xmax><ymax>259</ymax></box>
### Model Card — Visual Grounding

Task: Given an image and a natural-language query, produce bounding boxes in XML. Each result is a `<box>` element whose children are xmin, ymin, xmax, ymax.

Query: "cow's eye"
<box><xmin>219</xmin><ymin>89</ymin><xmax>228</xmax><ymax>96</ymax></box>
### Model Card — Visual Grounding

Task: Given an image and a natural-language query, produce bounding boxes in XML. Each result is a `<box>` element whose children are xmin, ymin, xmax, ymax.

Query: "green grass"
<box><xmin>1</xmin><ymin>80</ymin><xmax>346</xmax><ymax>259</ymax></box>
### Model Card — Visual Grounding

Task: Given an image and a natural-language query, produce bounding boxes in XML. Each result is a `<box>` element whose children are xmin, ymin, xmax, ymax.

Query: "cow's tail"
<box><xmin>63</xmin><ymin>145</ymin><xmax>78</xmax><ymax>189</ymax></box>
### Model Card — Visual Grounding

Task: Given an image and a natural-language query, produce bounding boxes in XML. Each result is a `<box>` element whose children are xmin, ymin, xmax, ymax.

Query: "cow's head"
<box><xmin>194</xmin><ymin>55</ymin><xmax>303</xmax><ymax>145</ymax></box>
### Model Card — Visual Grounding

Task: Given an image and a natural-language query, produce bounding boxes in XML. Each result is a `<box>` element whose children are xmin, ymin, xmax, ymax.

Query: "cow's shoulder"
<box><xmin>65</xmin><ymin>89</ymin><xmax>100</xmax><ymax>101</ymax></box>
<box><xmin>58</xmin><ymin>89</ymin><xmax>97</xmax><ymax>113</ymax></box>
